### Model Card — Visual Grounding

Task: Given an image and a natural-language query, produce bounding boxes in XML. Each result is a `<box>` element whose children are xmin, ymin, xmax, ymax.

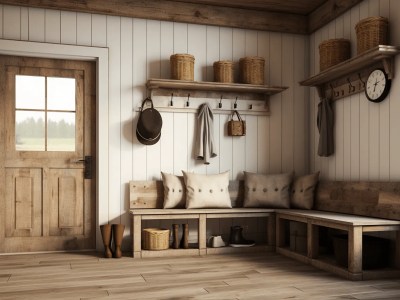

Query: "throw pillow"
<box><xmin>161</xmin><ymin>172</ymin><xmax>186</xmax><ymax>209</ymax></box>
<box><xmin>182</xmin><ymin>171</ymin><xmax>232</xmax><ymax>209</ymax></box>
<box><xmin>290</xmin><ymin>172</ymin><xmax>320</xmax><ymax>209</ymax></box>
<box><xmin>243</xmin><ymin>172</ymin><xmax>293</xmax><ymax>208</ymax></box>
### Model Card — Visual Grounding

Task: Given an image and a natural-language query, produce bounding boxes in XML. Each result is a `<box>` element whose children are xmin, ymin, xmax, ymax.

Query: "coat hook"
<box><xmin>358</xmin><ymin>73</ymin><xmax>366</xmax><ymax>87</ymax></box>
<box><xmin>186</xmin><ymin>93</ymin><xmax>190</xmax><ymax>107</ymax></box>
<box><xmin>170</xmin><ymin>93</ymin><xmax>174</xmax><ymax>106</ymax></box>
<box><xmin>249</xmin><ymin>104</ymin><xmax>253</xmax><ymax>110</ymax></box>
<box><xmin>330</xmin><ymin>84</ymin><xmax>335</xmax><ymax>98</ymax></box>
<box><xmin>219</xmin><ymin>95</ymin><xmax>223</xmax><ymax>108</ymax></box>
<box><xmin>347</xmin><ymin>78</ymin><xmax>355</xmax><ymax>93</ymax></box>
<box><xmin>234</xmin><ymin>96</ymin><xmax>238</xmax><ymax>109</ymax></box>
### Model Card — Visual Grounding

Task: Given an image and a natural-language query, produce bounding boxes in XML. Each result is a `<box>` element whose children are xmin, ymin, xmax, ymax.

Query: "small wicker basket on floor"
<box><xmin>319</xmin><ymin>38</ymin><xmax>350</xmax><ymax>71</ymax></box>
<box><xmin>356</xmin><ymin>16</ymin><xmax>389</xmax><ymax>55</ymax></box>
<box><xmin>239</xmin><ymin>56</ymin><xmax>265</xmax><ymax>85</ymax></box>
<box><xmin>213</xmin><ymin>60</ymin><xmax>234</xmax><ymax>83</ymax></box>
<box><xmin>170</xmin><ymin>53</ymin><xmax>195</xmax><ymax>81</ymax></box>
<box><xmin>143</xmin><ymin>228</ymin><xmax>170</xmax><ymax>250</ymax></box>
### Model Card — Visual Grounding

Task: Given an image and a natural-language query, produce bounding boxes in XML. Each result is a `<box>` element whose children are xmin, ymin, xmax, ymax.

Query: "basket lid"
<box><xmin>239</xmin><ymin>56</ymin><xmax>265</xmax><ymax>62</ymax></box>
<box><xmin>319</xmin><ymin>38</ymin><xmax>350</xmax><ymax>48</ymax></box>
<box><xmin>170</xmin><ymin>53</ymin><xmax>195</xmax><ymax>60</ymax></box>
<box><xmin>355</xmin><ymin>16</ymin><xmax>388</xmax><ymax>29</ymax></box>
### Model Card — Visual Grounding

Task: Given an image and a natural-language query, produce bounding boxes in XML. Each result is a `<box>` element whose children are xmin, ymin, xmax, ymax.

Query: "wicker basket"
<box><xmin>239</xmin><ymin>56</ymin><xmax>265</xmax><ymax>85</ymax></box>
<box><xmin>170</xmin><ymin>53</ymin><xmax>195</xmax><ymax>81</ymax></box>
<box><xmin>213</xmin><ymin>60</ymin><xmax>234</xmax><ymax>83</ymax></box>
<box><xmin>319</xmin><ymin>39</ymin><xmax>350</xmax><ymax>71</ymax></box>
<box><xmin>143</xmin><ymin>228</ymin><xmax>170</xmax><ymax>250</ymax></box>
<box><xmin>356</xmin><ymin>16</ymin><xmax>389</xmax><ymax>55</ymax></box>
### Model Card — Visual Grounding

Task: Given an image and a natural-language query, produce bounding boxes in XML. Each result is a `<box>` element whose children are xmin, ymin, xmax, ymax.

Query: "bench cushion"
<box><xmin>290</xmin><ymin>172</ymin><xmax>319</xmax><ymax>209</ymax></box>
<box><xmin>161</xmin><ymin>172</ymin><xmax>186</xmax><ymax>208</ymax></box>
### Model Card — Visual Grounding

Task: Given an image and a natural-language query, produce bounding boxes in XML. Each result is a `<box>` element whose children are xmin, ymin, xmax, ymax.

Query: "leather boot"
<box><xmin>172</xmin><ymin>224</ymin><xmax>180</xmax><ymax>249</ymax></box>
<box><xmin>229</xmin><ymin>225</ymin><xmax>255</xmax><ymax>247</ymax></box>
<box><xmin>180</xmin><ymin>223</ymin><xmax>189</xmax><ymax>249</ymax></box>
<box><xmin>100</xmin><ymin>224</ymin><xmax>112</xmax><ymax>258</ymax></box>
<box><xmin>112</xmin><ymin>224</ymin><xmax>125</xmax><ymax>258</ymax></box>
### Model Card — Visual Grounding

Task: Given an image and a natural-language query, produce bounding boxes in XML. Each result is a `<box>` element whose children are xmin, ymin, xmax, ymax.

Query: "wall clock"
<box><xmin>365</xmin><ymin>68</ymin><xmax>391</xmax><ymax>103</ymax></box>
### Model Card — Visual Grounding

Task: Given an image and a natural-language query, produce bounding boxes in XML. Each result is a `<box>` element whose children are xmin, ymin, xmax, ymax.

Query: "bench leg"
<box><xmin>307</xmin><ymin>221</ymin><xmax>319</xmax><ymax>259</ymax></box>
<box><xmin>133</xmin><ymin>215</ymin><xmax>142</xmax><ymax>258</ymax></box>
<box><xmin>199</xmin><ymin>214</ymin><xmax>206</xmax><ymax>255</ymax></box>
<box><xmin>267</xmin><ymin>214</ymin><xmax>276</xmax><ymax>247</ymax></box>
<box><xmin>396</xmin><ymin>230</ymin><xmax>400</xmax><ymax>269</ymax></box>
<box><xmin>276</xmin><ymin>215</ymin><xmax>286</xmax><ymax>248</ymax></box>
<box><xmin>348</xmin><ymin>226</ymin><xmax>362</xmax><ymax>275</ymax></box>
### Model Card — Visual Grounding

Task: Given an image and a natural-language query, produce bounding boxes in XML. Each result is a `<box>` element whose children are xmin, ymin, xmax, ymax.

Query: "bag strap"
<box><xmin>141</xmin><ymin>97</ymin><xmax>154</xmax><ymax>111</ymax></box>
<box><xmin>230</xmin><ymin>110</ymin><xmax>243</xmax><ymax>122</ymax></box>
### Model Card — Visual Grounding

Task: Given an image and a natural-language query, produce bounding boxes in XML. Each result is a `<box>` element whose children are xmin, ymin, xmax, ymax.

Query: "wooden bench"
<box><xmin>129</xmin><ymin>180</ymin><xmax>276</xmax><ymax>258</ymax></box>
<box><xmin>275</xmin><ymin>181</ymin><xmax>400</xmax><ymax>280</ymax></box>
<box><xmin>130</xmin><ymin>179</ymin><xmax>400</xmax><ymax>280</ymax></box>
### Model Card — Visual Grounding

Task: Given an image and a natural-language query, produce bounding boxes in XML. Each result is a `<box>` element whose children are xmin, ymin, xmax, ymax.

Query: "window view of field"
<box><xmin>15</xmin><ymin>75</ymin><xmax>76</xmax><ymax>152</ymax></box>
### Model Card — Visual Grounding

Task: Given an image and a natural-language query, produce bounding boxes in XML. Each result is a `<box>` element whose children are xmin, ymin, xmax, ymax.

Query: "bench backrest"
<box><xmin>315</xmin><ymin>181</ymin><xmax>400</xmax><ymax>220</ymax></box>
<box><xmin>129</xmin><ymin>180</ymin><xmax>244</xmax><ymax>209</ymax></box>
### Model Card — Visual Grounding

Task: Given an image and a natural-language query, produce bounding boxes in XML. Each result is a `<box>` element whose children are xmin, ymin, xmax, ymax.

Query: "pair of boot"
<box><xmin>171</xmin><ymin>223</ymin><xmax>189</xmax><ymax>249</ymax></box>
<box><xmin>100</xmin><ymin>224</ymin><xmax>125</xmax><ymax>258</ymax></box>
<box><xmin>229</xmin><ymin>225</ymin><xmax>255</xmax><ymax>247</ymax></box>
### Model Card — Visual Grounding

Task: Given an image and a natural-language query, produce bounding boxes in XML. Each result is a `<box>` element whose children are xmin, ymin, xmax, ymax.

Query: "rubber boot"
<box><xmin>229</xmin><ymin>225</ymin><xmax>255</xmax><ymax>247</ymax></box>
<box><xmin>100</xmin><ymin>224</ymin><xmax>113</xmax><ymax>258</ymax></box>
<box><xmin>112</xmin><ymin>224</ymin><xmax>125</xmax><ymax>258</ymax></box>
<box><xmin>180</xmin><ymin>223</ymin><xmax>189</xmax><ymax>249</ymax></box>
<box><xmin>172</xmin><ymin>224</ymin><xmax>180</xmax><ymax>249</ymax></box>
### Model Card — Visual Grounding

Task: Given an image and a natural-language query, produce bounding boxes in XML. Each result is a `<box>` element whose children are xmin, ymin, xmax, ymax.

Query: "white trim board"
<box><xmin>0</xmin><ymin>39</ymin><xmax>109</xmax><ymax>251</ymax></box>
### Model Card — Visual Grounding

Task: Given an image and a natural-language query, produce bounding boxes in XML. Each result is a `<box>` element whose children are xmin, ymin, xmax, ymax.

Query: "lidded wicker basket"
<box><xmin>170</xmin><ymin>53</ymin><xmax>195</xmax><ymax>81</ymax></box>
<box><xmin>319</xmin><ymin>39</ymin><xmax>350</xmax><ymax>71</ymax></box>
<box><xmin>239</xmin><ymin>56</ymin><xmax>265</xmax><ymax>85</ymax></box>
<box><xmin>142</xmin><ymin>228</ymin><xmax>170</xmax><ymax>250</ymax></box>
<box><xmin>213</xmin><ymin>60</ymin><xmax>234</xmax><ymax>83</ymax></box>
<box><xmin>355</xmin><ymin>16</ymin><xmax>389</xmax><ymax>55</ymax></box>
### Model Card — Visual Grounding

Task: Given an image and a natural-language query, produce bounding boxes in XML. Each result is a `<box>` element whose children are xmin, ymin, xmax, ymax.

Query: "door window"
<box><xmin>15</xmin><ymin>75</ymin><xmax>76</xmax><ymax>151</ymax></box>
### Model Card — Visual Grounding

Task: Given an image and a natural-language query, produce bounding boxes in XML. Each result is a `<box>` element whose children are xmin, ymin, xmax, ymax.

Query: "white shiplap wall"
<box><xmin>309</xmin><ymin>0</ymin><xmax>400</xmax><ymax>182</ymax></box>
<box><xmin>0</xmin><ymin>5</ymin><xmax>309</xmax><ymax>250</ymax></box>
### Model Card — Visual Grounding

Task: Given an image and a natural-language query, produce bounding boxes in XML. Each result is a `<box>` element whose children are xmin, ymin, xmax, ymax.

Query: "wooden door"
<box><xmin>0</xmin><ymin>55</ymin><xmax>96</xmax><ymax>253</ymax></box>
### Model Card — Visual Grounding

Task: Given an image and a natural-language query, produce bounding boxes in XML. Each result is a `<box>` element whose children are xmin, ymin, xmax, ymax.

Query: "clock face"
<box><xmin>365</xmin><ymin>69</ymin><xmax>391</xmax><ymax>102</ymax></box>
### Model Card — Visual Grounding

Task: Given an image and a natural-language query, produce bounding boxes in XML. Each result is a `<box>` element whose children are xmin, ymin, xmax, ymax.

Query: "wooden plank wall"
<box><xmin>309</xmin><ymin>0</ymin><xmax>400</xmax><ymax>182</ymax></box>
<box><xmin>0</xmin><ymin>4</ymin><xmax>309</xmax><ymax>250</ymax></box>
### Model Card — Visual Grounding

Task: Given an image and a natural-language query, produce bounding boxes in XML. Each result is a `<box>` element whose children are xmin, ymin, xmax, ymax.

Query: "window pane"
<box><xmin>47</xmin><ymin>112</ymin><xmax>75</xmax><ymax>151</ymax></box>
<box><xmin>47</xmin><ymin>77</ymin><xmax>76</xmax><ymax>111</ymax></box>
<box><xmin>16</xmin><ymin>111</ymin><xmax>45</xmax><ymax>151</ymax></box>
<box><xmin>15</xmin><ymin>75</ymin><xmax>45</xmax><ymax>109</ymax></box>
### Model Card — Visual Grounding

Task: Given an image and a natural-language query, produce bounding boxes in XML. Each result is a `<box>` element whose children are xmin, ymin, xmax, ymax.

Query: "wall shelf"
<box><xmin>145</xmin><ymin>78</ymin><xmax>288</xmax><ymax>116</ymax></box>
<box><xmin>300</xmin><ymin>45</ymin><xmax>400</xmax><ymax>101</ymax></box>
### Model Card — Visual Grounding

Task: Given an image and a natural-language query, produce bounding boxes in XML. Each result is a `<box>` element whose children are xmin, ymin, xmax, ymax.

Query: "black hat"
<box><xmin>136</xmin><ymin>97</ymin><xmax>162</xmax><ymax>145</ymax></box>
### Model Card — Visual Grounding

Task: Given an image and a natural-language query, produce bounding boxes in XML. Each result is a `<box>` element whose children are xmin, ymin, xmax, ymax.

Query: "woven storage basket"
<box><xmin>213</xmin><ymin>60</ymin><xmax>234</xmax><ymax>83</ymax></box>
<box><xmin>143</xmin><ymin>228</ymin><xmax>170</xmax><ymax>250</ymax></box>
<box><xmin>170</xmin><ymin>53</ymin><xmax>195</xmax><ymax>81</ymax></box>
<box><xmin>356</xmin><ymin>16</ymin><xmax>389</xmax><ymax>55</ymax></box>
<box><xmin>239</xmin><ymin>56</ymin><xmax>265</xmax><ymax>85</ymax></box>
<box><xmin>319</xmin><ymin>39</ymin><xmax>350</xmax><ymax>71</ymax></box>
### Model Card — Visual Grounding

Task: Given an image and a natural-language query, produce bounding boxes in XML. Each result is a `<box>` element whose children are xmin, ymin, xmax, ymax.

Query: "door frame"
<box><xmin>0</xmin><ymin>39</ymin><xmax>109</xmax><ymax>251</ymax></box>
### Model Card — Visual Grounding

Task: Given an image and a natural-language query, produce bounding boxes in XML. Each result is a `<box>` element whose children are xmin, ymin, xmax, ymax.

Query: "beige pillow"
<box><xmin>243</xmin><ymin>172</ymin><xmax>293</xmax><ymax>208</ymax></box>
<box><xmin>161</xmin><ymin>172</ymin><xmax>186</xmax><ymax>208</ymax></box>
<box><xmin>182</xmin><ymin>171</ymin><xmax>232</xmax><ymax>209</ymax></box>
<box><xmin>290</xmin><ymin>172</ymin><xmax>320</xmax><ymax>209</ymax></box>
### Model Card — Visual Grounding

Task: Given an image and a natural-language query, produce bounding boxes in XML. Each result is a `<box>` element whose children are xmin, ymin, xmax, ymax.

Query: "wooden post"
<box><xmin>276</xmin><ymin>214</ymin><xmax>286</xmax><ymax>248</ymax></box>
<box><xmin>396</xmin><ymin>230</ymin><xmax>400</xmax><ymax>269</ymax></box>
<box><xmin>348</xmin><ymin>226</ymin><xmax>363</xmax><ymax>274</ymax></box>
<box><xmin>307</xmin><ymin>221</ymin><xmax>319</xmax><ymax>259</ymax></box>
<box><xmin>133</xmin><ymin>215</ymin><xmax>142</xmax><ymax>258</ymax></box>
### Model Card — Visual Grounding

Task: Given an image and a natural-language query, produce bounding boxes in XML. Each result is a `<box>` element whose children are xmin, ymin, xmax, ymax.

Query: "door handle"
<box><xmin>72</xmin><ymin>156</ymin><xmax>93</xmax><ymax>179</ymax></box>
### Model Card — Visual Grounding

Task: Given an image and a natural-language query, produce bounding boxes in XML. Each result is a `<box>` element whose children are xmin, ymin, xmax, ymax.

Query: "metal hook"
<box><xmin>219</xmin><ymin>95</ymin><xmax>223</xmax><ymax>108</ymax></box>
<box><xmin>358</xmin><ymin>73</ymin><xmax>366</xmax><ymax>87</ymax></box>
<box><xmin>186</xmin><ymin>93</ymin><xmax>190</xmax><ymax>107</ymax></box>
<box><xmin>249</xmin><ymin>104</ymin><xmax>253</xmax><ymax>110</ymax></box>
<box><xmin>170</xmin><ymin>93</ymin><xmax>174</xmax><ymax>106</ymax></box>
<box><xmin>234</xmin><ymin>96</ymin><xmax>238</xmax><ymax>109</ymax></box>
<box><xmin>347</xmin><ymin>78</ymin><xmax>355</xmax><ymax>93</ymax></box>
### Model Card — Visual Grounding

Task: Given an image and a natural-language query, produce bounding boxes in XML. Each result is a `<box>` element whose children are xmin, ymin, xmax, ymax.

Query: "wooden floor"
<box><xmin>0</xmin><ymin>252</ymin><xmax>399</xmax><ymax>299</ymax></box>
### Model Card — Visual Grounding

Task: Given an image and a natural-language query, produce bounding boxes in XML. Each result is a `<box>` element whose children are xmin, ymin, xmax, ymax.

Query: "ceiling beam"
<box><xmin>308</xmin><ymin>0</ymin><xmax>364</xmax><ymax>33</ymax></box>
<box><xmin>0</xmin><ymin>0</ymin><xmax>308</xmax><ymax>34</ymax></box>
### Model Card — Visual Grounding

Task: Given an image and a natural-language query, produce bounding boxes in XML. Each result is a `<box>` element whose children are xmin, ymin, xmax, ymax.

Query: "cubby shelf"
<box><xmin>300</xmin><ymin>45</ymin><xmax>400</xmax><ymax>101</ymax></box>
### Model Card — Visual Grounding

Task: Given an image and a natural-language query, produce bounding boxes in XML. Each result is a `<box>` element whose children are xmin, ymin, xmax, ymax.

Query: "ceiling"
<box><xmin>172</xmin><ymin>0</ymin><xmax>328</xmax><ymax>15</ymax></box>
<box><xmin>0</xmin><ymin>0</ymin><xmax>362</xmax><ymax>34</ymax></box>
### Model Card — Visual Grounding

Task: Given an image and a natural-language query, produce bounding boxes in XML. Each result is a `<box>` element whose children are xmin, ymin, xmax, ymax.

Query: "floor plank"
<box><xmin>0</xmin><ymin>252</ymin><xmax>399</xmax><ymax>299</ymax></box>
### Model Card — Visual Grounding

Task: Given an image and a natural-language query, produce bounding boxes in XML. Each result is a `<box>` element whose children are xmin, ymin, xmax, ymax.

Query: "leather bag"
<box><xmin>227</xmin><ymin>110</ymin><xmax>246</xmax><ymax>136</ymax></box>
